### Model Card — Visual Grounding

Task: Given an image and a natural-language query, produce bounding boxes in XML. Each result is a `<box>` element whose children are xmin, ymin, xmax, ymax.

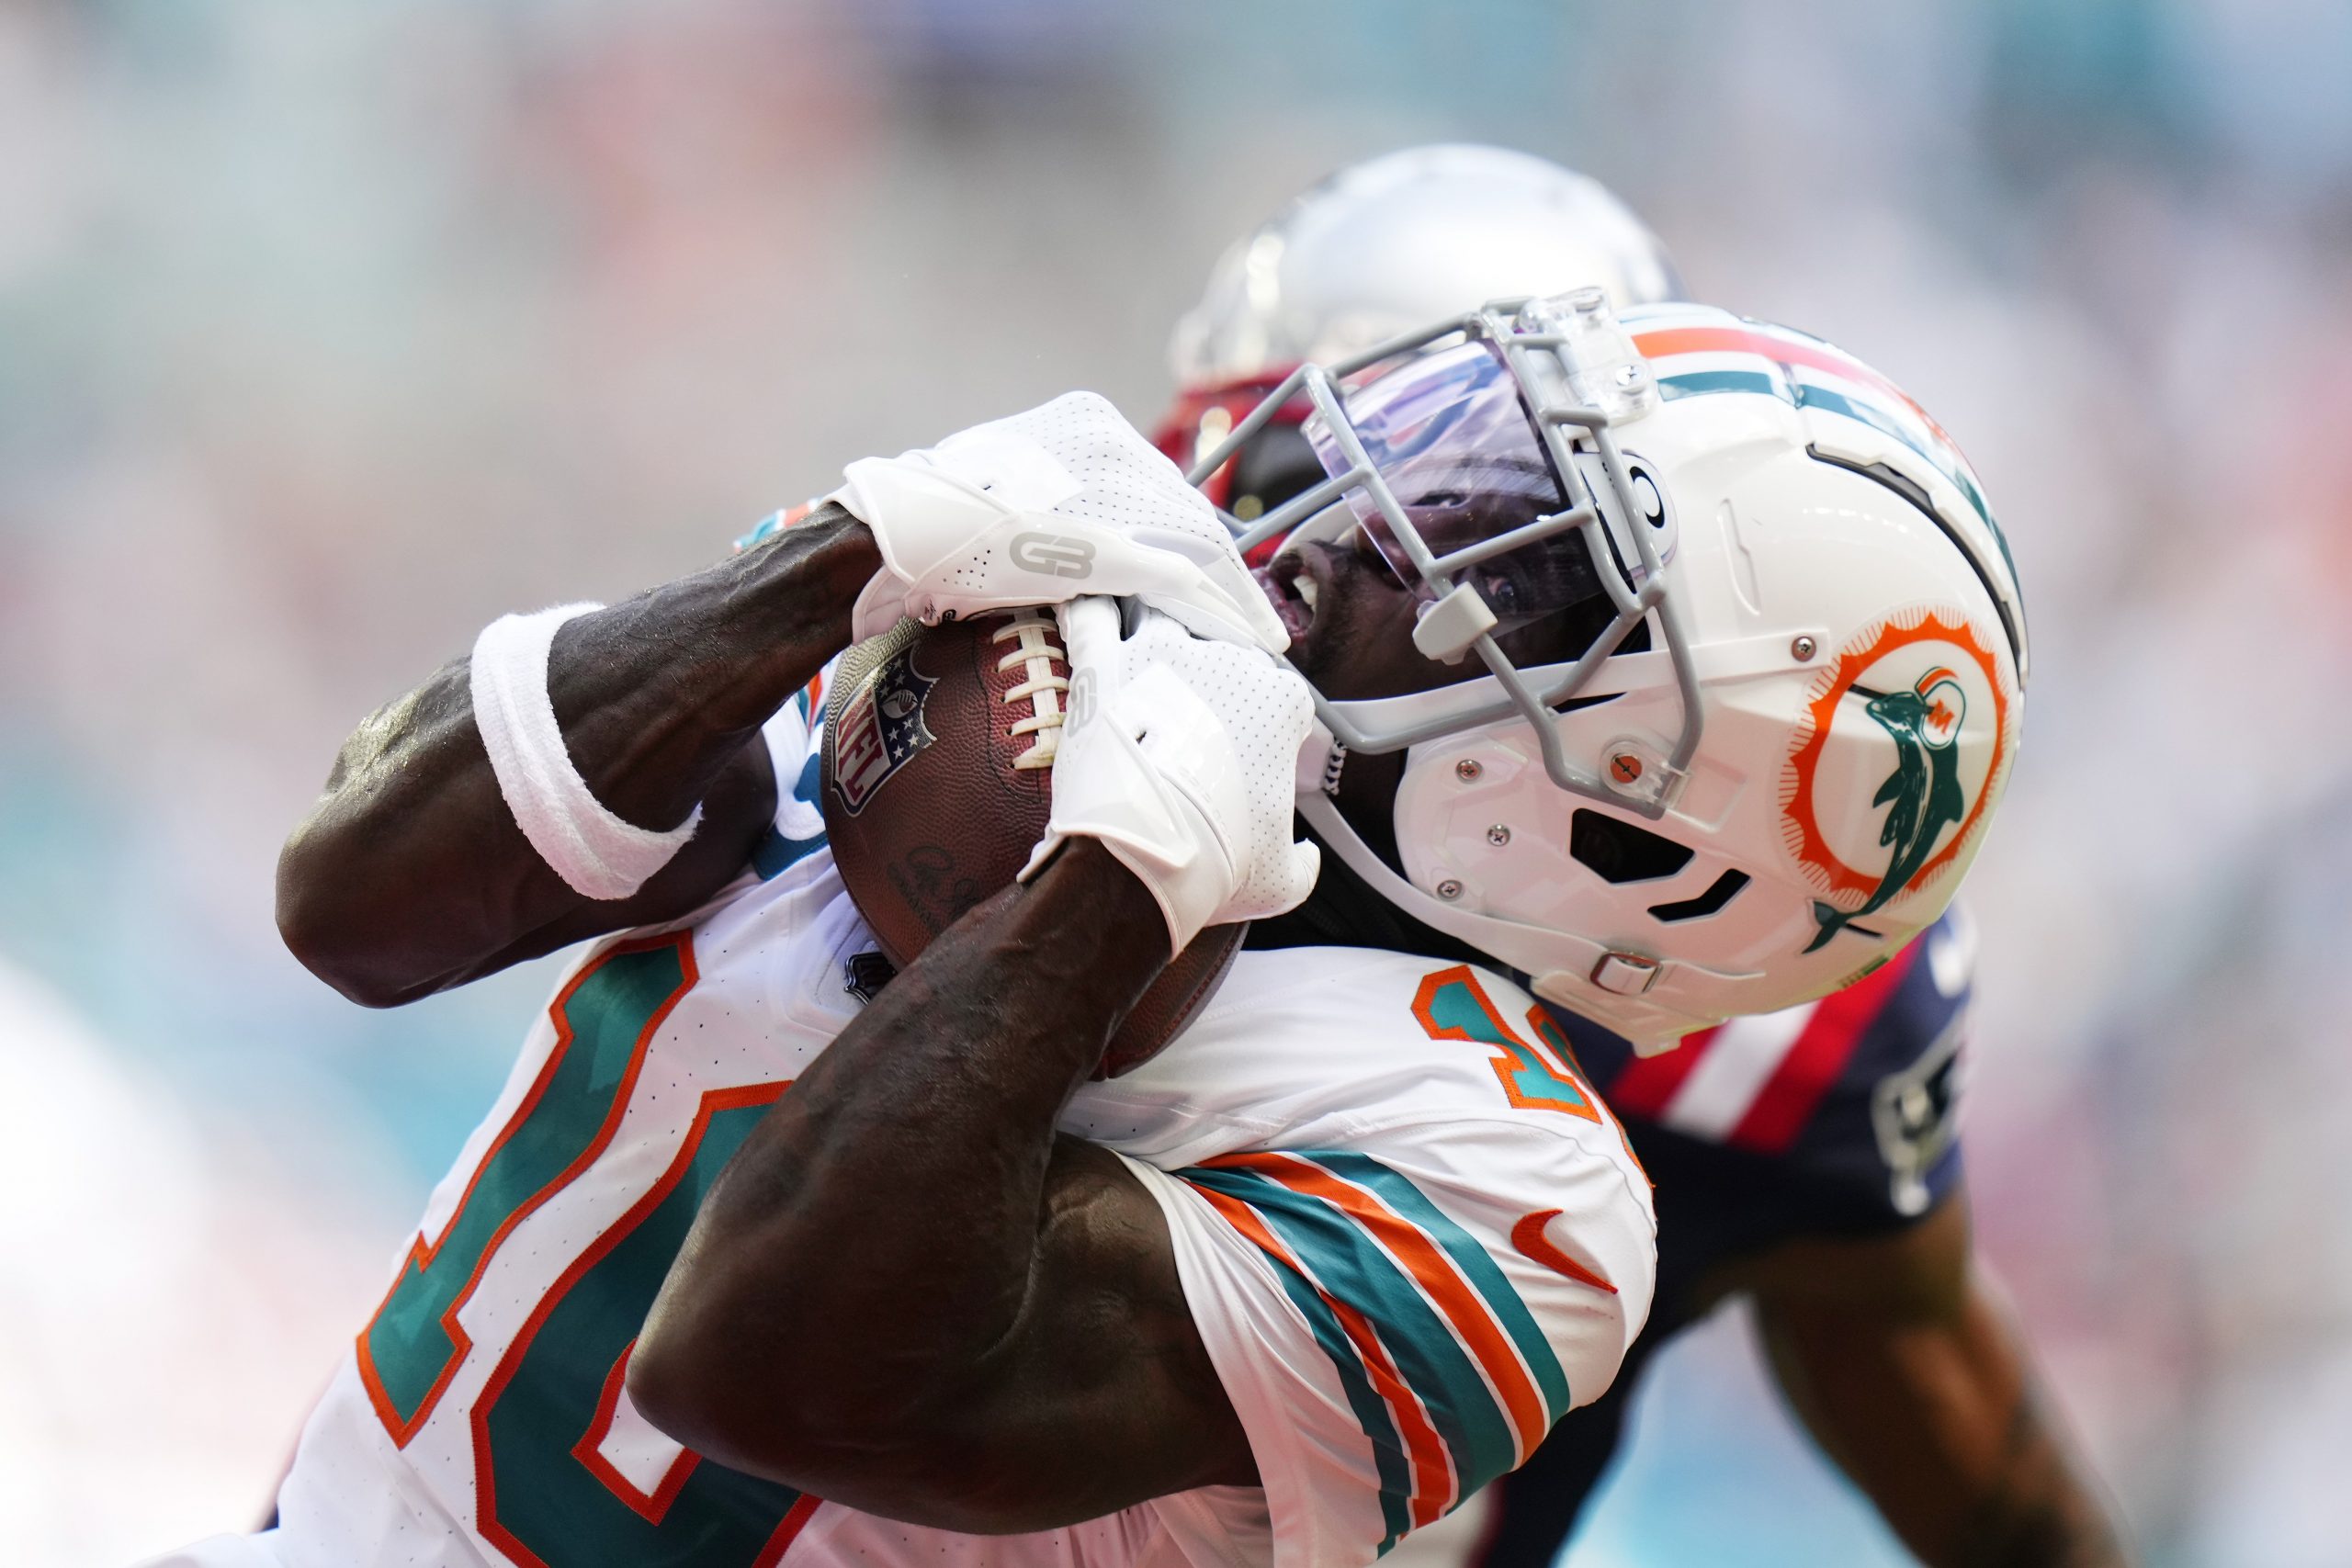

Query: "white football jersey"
<box><xmin>148</xmin><ymin>685</ymin><xmax>1655</xmax><ymax>1568</ymax></box>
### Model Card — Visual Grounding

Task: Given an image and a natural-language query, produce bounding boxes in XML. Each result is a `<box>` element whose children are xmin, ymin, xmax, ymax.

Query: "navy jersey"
<box><xmin>1462</xmin><ymin>908</ymin><xmax>1976</xmax><ymax>1568</ymax></box>
<box><xmin>1570</xmin><ymin>903</ymin><xmax>1974</xmax><ymax>1236</ymax></box>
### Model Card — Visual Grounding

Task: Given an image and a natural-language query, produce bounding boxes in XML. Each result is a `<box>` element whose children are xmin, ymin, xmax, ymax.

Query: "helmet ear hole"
<box><xmin>1647</xmin><ymin>869</ymin><xmax>1750</xmax><ymax>922</ymax></box>
<box><xmin>1569</xmin><ymin>810</ymin><xmax>1692</xmax><ymax>884</ymax></box>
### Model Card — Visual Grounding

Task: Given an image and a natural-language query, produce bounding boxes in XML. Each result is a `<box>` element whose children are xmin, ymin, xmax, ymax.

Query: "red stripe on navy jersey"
<box><xmin>1725</xmin><ymin>943</ymin><xmax>1924</xmax><ymax>1155</ymax></box>
<box><xmin>1600</xmin><ymin>1023</ymin><xmax>1721</xmax><ymax>1120</ymax></box>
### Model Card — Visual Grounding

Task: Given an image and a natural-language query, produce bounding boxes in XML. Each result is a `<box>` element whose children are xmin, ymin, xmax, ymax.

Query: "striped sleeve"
<box><xmin>746</xmin><ymin>655</ymin><xmax>836</xmax><ymax>882</ymax></box>
<box><xmin>732</xmin><ymin>501</ymin><xmax>840</xmax><ymax>880</ymax></box>
<box><xmin>731</xmin><ymin>499</ymin><xmax>821</xmax><ymax>555</ymax></box>
<box><xmin>1122</xmin><ymin>1122</ymin><xmax>1651</xmax><ymax>1566</ymax></box>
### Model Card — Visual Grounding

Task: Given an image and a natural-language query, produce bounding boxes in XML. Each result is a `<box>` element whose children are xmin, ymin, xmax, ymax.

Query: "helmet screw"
<box><xmin>1609</xmin><ymin>752</ymin><xmax>1644</xmax><ymax>784</ymax></box>
<box><xmin>1454</xmin><ymin>759</ymin><xmax>1483</xmax><ymax>782</ymax></box>
<box><xmin>1487</xmin><ymin>824</ymin><xmax>1511</xmax><ymax>846</ymax></box>
<box><xmin>1791</xmin><ymin>635</ymin><xmax>1817</xmax><ymax>661</ymax></box>
<box><xmin>1435</xmin><ymin>879</ymin><xmax>1464</xmax><ymax>900</ymax></box>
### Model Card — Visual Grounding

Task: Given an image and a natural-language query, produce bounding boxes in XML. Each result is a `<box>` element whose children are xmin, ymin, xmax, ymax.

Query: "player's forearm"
<box><xmin>528</xmin><ymin>505</ymin><xmax>878</xmax><ymax>824</ymax></box>
<box><xmin>629</xmin><ymin>840</ymin><xmax>1170</xmax><ymax>1489</ymax></box>
<box><xmin>277</xmin><ymin>506</ymin><xmax>879</xmax><ymax>1004</ymax></box>
<box><xmin>1759</xmin><ymin>1278</ymin><xmax>2130</xmax><ymax>1568</ymax></box>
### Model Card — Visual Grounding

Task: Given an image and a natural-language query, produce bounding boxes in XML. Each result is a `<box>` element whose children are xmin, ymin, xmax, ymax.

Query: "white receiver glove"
<box><xmin>833</xmin><ymin>391</ymin><xmax>1288</xmax><ymax>655</ymax></box>
<box><xmin>1019</xmin><ymin>596</ymin><xmax>1320</xmax><ymax>954</ymax></box>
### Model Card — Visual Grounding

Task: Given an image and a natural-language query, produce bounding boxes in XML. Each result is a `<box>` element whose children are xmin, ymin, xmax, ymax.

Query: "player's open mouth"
<box><xmin>1259</xmin><ymin>533</ymin><xmax>1413</xmax><ymax>660</ymax></box>
<box><xmin>1255</xmin><ymin>561</ymin><xmax>1318</xmax><ymax>648</ymax></box>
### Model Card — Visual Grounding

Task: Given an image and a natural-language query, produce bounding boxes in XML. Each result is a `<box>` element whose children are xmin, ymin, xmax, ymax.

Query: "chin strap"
<box><xmin>1318</xmin><ymin>741</ymin><xmax>1349</xmax><ymax>795</ymax></box>
<box><xmin>1294</xmin><ymin>786</ymin><xmax>1747</xmax><ymax>1055</ymax></box>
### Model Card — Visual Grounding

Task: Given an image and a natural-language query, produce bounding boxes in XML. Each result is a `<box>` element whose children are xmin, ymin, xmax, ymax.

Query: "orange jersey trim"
<box><xmin>571</xmin><ymin>1339</ymin><xmax>698</xmax><ymax>1525</ymax></box>
<box><xmin>470</xmin><ymin>1078</ymin><xmax>797</xmax><ymax>1568</ymax></box>
<box><xmin>1190</xmin><ymin>1180</ymin><xmax>1455</xmax><ymax>1527</ymax></box>
<box><xmin>1208</xmin><ymin>1152</ymin><xmax>1550</xmax><ymax>1462</ymax></box>
<box><xmin>1411</xmin><ymin>964</ymin><xmax>1602</xmax><ymax>1124</ymax></box>
<box><xmin>356</xmin><ymin>931</ymin><xmax>698</xmax><ymax>1448</ymax></box>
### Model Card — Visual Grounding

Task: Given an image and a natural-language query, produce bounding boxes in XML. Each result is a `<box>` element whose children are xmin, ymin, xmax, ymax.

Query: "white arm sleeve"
<box><xmin>469</xmin><ymin>604</ymin><xmax>705</xmax><ymax>901</ymax></box>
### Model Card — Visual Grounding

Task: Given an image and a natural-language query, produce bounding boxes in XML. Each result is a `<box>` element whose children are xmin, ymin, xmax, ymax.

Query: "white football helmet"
<box><xmin>1197</xmin><ymin>293</ymin><xmax>2027</xmax><ymax>1051</ymax></box>
<box><xmin>1154</xmin><ymin>144</ymin><xmax>1682</xmax><ymax>521</ymax></box>
<box><xmin>1171</xmin><ymin>143</ymin><xmax>1682</xmax><ymax>388</ymax></box>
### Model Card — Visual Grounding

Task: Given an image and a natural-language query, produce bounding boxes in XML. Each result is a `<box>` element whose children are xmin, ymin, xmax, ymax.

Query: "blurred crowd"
<box><xmin>5</xmin><ymin>2</ymin><xmax>2350</xmax><ymax>1563</ymax></box>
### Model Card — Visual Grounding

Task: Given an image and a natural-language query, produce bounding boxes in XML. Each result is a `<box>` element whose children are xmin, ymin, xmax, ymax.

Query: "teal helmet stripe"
<box><xmin>1654</xmin><ymin>361</ymin><xmax>2018</xmax><ymax>626</ymax></box>
<box><xmin>1636</xmin><ymin>306</ymin><xmax>2010</xmax><ymax>565</ymax></box>
<box><xmin>1657</xmin><ymin>368</ymin><xmax>1782</xmax><ymax>401</ymax></box>
<box><xmin>1659</xmin><ymin>367</ymin><xmax>1996</xmax><ymax>532</ymax></box>
<box><xmin>1792</xmin><ymin>383</ymin><xmax>1997</xmax><ymax>534</ymax></box>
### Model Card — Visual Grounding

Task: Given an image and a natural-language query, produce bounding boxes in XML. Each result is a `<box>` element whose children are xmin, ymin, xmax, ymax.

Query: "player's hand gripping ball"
<box><xmin>831</xmin><ymin>391</ymin><xmax>1289</xmax><ymax>655</ymax></box>
<box><xmin>1021</xmin><ymin>597</ymin><xmax>1320</xmax><ymax>949</ymax></box>
<box><xmin>820</xmin><ymin>608</ymin><xmax>1254</xmax><ymax>1076</ymax></box>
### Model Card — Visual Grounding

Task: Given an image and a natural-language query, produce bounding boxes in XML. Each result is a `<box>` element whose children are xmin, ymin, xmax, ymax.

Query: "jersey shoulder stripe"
<box><xmin>731</xmin><ymin>499</ymin><xmax>820</xmax><ymax>556</ymax></box>
<box><xmin>1182</xmin><ymin>1181</ymin><xmax>1424</xmax><ymax>1552</ymax></box>
<box><xmin>749</xmin><ymin>662</ymin><xmax>838</xmax><ymax>882</ymax></box>
<box><xmin>1303</xmin><ymin>1151</ymin><xmax>1574</xmax><ymax>1428</ymax></box>
<box><xmin>1206</xmin><ymin>1152</ymin><xmax>1564</xmax><ymax>1459</ymax></box>
<box><xmin>1182</xmin><ymin>1156</ymin><xmax>1539</xmax><ymax>1529</ymax></box>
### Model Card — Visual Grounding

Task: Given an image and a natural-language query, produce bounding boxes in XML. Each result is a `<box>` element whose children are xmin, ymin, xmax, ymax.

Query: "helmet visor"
<box><xmin>1304</xmin><ymin>339</ymin><xmax>1606</xmax><ymax>627</ymax></box>
<box><xmin>1159</xmin><ymin>375</ymin><xmax>1327</xmax><ymax>563</ymax></box>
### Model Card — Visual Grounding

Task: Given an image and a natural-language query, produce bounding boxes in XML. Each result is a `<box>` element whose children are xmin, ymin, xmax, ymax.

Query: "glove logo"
<box><xmin>1781</xmin><ymin>608</ymin><xmax>2014</xmax><ymax>952</ymax></box>
<box><xmin>831</xmin><ymin>647</ymin><xmax>938</xmax><ymax>817</ymax></box>
<box><xmin>1065</xmin><ymin>667</ymin><xmax>1098</xmax><ymax>729</ymax></box>
<box><xmin>1008</xmin><ymin>531</ymin><xmax>1096</xmax><ymax>579</ymax></box>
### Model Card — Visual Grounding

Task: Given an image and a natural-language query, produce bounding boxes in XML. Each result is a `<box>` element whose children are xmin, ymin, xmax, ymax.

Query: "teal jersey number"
<box><xmin>359</xmin><ymin>936</ymin><xmax>699</xmax><ymax>1438</ymax></box>
<box><xmin>355</xmin><ymin>933</ymin><xmax>817</xmax><ymax>1564</ymax></box>
<box><xmin>1410</xmin><ymin>964</ymin><xmax>1602</xmax><ymax>1122</ymax></box>
<box><xmin>476</xmin><ymin>1081</ymin><xmax>813</xmax><ymax>1566</ymax></box>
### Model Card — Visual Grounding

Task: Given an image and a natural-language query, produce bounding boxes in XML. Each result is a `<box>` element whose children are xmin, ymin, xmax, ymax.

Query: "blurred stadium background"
<box><xmin>6</xmin><ymin>1</ymin><xmax>2352</xmax><ymax>1563</ymax></box>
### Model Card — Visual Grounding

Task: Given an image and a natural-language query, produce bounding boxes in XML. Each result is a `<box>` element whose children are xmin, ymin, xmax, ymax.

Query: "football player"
<box><xmin>150</xmin><ymin>274</ymin><xmax>2019</xmax><ymax>1563</ymax></box>
<box><xmin>1160</xmin><ymin>144</ymin><xmax>2125</xmax><ymax>1568</ymax></box>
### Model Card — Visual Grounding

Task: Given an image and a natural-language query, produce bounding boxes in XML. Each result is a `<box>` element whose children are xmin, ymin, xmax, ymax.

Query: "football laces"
<box><xmin>991</xmin><ymin>610</ymin><xmax>1070</xmax><ymax>770</ymax></box>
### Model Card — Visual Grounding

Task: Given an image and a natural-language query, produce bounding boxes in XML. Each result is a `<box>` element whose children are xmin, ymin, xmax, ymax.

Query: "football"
<box><xmin>820</xmin><ymin>608</ymin><xmax>1247</xmax><ymax>1077</ymax></box>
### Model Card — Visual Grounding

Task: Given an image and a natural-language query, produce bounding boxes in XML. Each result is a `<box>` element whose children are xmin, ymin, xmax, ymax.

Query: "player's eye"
<box><xmin>1480</xmin><ymin>564</ymin><xmax>1531</xmax><ymax>617</ymax></box>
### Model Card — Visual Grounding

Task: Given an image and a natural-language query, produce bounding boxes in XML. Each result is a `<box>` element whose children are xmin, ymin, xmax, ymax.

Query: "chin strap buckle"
<box><xmin>1589</xmin><ymin>951</ymin><xmax>1663</xmax><ymax>996</ymax></box>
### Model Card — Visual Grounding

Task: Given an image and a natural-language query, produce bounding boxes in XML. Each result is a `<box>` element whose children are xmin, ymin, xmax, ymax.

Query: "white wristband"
<box><xmin>470</xmin><ymin>604</ymin><xmax>703</xmax><ymax>901</ymax></box>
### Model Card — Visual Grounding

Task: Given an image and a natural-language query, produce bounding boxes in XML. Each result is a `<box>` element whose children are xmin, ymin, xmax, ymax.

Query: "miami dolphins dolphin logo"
<box><xmin>1805</xmin><ymin>668</ymin><xmax>1968</xmax><ymax>952</ymax></box>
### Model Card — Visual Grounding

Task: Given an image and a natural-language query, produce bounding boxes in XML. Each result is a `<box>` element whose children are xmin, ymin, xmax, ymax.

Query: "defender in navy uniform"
<box><xmin>1483</xmin><ymin>910</ymin><xmax>1982</xmax><ymax>1565</ymax></box>
<box><xmin>1162</xmin><ymin>147</ymin><xmax>2126</xmax><ymax>1568</ymax></box>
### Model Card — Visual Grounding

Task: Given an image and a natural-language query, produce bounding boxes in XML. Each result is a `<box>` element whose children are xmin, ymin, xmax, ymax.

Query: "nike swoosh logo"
<box><xmin>1510</xmin><ymin>1210</ymin><xmax>1617</xmax><ymax>1294</ymax></box>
